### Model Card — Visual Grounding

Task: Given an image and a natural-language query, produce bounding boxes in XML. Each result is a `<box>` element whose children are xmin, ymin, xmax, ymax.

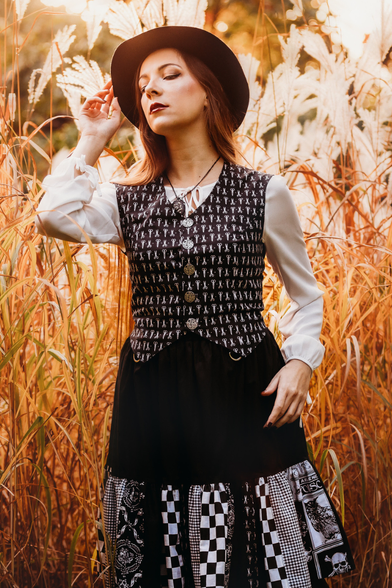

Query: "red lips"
<box><xmin>150</xmin><ymin>102</ymin><xmax>167</xmax><ymax>114</ymax></box>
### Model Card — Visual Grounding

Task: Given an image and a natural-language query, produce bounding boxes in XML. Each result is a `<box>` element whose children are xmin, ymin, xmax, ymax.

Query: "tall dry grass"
<box><xmin>1</xmin><ymin>0</ymin><xmax>392</xmax><ymax>586</ymax></box>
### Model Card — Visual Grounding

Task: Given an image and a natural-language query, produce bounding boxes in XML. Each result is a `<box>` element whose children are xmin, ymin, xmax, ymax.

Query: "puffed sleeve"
<box><xmin>263</xmin><ymin>175</ymin><xmax>325</xmax><ymax>372</ymax></box>
<box><xmin>35</xmin><ymin>155</ymin><xmax>124</xmax><ymax>246</ymax></box>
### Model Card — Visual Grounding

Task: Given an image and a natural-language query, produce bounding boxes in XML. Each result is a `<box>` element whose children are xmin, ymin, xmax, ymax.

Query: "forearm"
<box><xmin>72</xmin><ymin>134</ymin><xmax>107</xmax><ymax>169</ymax></box>
<box><xmin>264</xmin><ymin>176</ymin><xmax>325</xmax><ymax>371</ymax></box>
<box><xmin>35</xmin><ymin>156</ymin><xmax>122</xmax><ymax>245</ymax></box>
<box><xmin>279</xmin><ymin>297</ymin><xmax>324</xmax><ymax>372</ymax></box>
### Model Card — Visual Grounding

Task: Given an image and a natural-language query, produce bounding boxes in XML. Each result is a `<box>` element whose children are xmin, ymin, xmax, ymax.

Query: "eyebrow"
<box><xmin>138</xmin><ymin>63</ymin><xmax>182</xmax><ymax>82</ymax></box>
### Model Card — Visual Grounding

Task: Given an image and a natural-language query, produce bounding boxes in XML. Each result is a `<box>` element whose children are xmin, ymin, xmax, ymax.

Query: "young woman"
<box><xmin>36</xmin><ymin>26</ymin><xmax>354</xmax><ymax>588</ymax></box>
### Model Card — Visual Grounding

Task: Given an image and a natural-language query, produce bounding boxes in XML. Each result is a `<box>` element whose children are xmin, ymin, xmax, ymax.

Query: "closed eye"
<box><xmin>164</xmin><ymin>73</ymin><xmax>180</xmax><ymax>81</ymax></box>
<box><xmin>140</xmin><ymin>73</ymin><xmax>180</xmax><ymax>94</ymax></box>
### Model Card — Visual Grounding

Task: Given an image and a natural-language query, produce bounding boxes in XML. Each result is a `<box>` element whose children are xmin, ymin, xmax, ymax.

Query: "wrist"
<box><xmin>72</xmin><ymin>135</ymin><xmax>106</xmax><ymax>167</ymax></box>
<box><xmin>78</xmin><ymin>133</ymin><xmax>108</xmax><ymax>151</ymax></box>
<box><xmin>79</xmin><ymin>132</ymin><xmax>108</xmax><ymax>143</ymax></box>
<box><xmin>286</xmin><ymin>358</ymin><xmax>312</xmax><ymax>376</ymax></box>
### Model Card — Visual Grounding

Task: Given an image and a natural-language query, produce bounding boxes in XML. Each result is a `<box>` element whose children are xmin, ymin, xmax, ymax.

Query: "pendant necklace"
<box><xmin>164</xmin><ymin>156</ymin><xmax>221</xmax><ymax>217</ymax></box>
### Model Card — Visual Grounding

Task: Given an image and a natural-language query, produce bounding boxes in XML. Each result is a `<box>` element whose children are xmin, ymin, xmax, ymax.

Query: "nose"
<box><xmin>144</xmin><ymin>77</ymin><xmax>161</xmax><ymax>99</ymax></box>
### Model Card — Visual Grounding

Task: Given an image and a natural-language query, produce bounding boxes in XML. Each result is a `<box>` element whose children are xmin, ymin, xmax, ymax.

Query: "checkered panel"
<box><xmin>97</xmin><ymin>475</ymin><xmax>127</xmax><ymax>588</ymax></box>
<box><xmin>255</xmin><ymin>478</ymin><xmax>290</xmax><ymax>588</ymax></box>
<box><xmin>200</xmin><ymin>483</ymin><xmax>228</xmax><ymax>588</ymax></box>
<box><xmin>189</xmin><ymin>485</ymin><xmax>202</xmax><ymax>588</ymax></box>
<box><xmin>161</xmin><ymin>485</ymin><xmax>185</xmax><ymax>588</ymax></box>
<box><xmin>268</xmin><ymin>471</ymin><xmax>312</xmax><ymax>588</ymax></box>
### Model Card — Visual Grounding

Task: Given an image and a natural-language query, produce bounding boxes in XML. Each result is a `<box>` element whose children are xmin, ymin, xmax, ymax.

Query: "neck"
<box><xmin>164</xmin><ymin>125</ymin><xmax>222</xmax><ymax>187</ymax></box>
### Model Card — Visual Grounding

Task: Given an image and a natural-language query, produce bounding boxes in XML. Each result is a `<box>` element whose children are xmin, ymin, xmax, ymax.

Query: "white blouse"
<box><xmin>35</xmin><ymin>156</ymin><xmax>325</xmax><ymax>371</ymax></box>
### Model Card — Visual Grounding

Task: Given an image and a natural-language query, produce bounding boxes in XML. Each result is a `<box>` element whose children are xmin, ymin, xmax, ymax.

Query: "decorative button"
<box><xmin>186</xmin><ymin>318</ymin><xmax>199</xmax><ymax>330</ymax></box>
<box><xmin>184</xmin><ymin>291</ymin><xmax>196</xmax><ymax>303</ymax></box>
<box><xmin>182</xmin><ymin>238</ymin><xmax>194</xmax><ymax>249</ymax></box>
<box><xmin>182</xmin><ymin>218</ymin><xmax>194</xmax><ymax>228</ymax></box>
<box><xmin>184</xmin><ymin>263</ymin><xmax>195</xmax><ymax>276</ymax></box>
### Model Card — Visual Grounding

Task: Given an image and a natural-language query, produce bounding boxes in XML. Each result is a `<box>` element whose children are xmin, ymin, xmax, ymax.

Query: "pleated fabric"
<box><xmin>106</xmin><ymin>330</ymin><xmax>309</xmax><ymax>484</ymax></box>
<box><xmin>96</xmin><ymin>330</ymin><xmax>354</xmax><ymax>586</ymax></box>
<box><xmin>97</xmin><ymin>462</ymin><xmax>354</xmax><ymax>587</ymax></box>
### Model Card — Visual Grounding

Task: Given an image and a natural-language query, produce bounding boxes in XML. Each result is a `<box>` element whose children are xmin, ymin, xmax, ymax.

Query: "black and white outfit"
<box><xmin>36</xmin><ymin>156</ymin><xmax>354</xmax><ymax>587</ymax></box>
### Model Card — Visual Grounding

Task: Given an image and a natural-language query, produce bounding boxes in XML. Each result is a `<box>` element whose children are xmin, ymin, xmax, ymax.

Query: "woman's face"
<box><xmin>138</xmin><ymin>48</ymin><xmax>208</xmax><ymax>136</ymax></box>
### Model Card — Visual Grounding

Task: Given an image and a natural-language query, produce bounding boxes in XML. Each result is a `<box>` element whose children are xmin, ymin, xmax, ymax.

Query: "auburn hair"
<box><xmin>119</xmin><ymin>50</ymin><xmax>242</xmax><ymax>186</ymax></box>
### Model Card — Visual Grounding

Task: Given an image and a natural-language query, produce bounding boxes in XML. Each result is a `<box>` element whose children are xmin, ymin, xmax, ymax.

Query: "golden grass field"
<box><xmin>1</xmin><ymin>0</ymin><xmax>392</xmax><ymax>586</ymax></box>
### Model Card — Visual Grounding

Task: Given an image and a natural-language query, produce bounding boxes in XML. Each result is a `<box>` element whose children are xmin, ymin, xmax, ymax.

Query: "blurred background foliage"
<box><xmin>4</xmin><ymin>0</ymin><xmax>326</xmax><ymax>177</ymax></box>
<box><xmin>2</xmin><ymin>0</ymin><xmax>392</xmax><ymax>586</ymax></box>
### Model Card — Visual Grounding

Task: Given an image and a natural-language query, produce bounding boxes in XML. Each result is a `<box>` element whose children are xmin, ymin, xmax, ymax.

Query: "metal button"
<box><xmin>184</xmin><ymin>290</ymin><xmax>196</xmax><ymax>303</ymax></box>
<box><xmin>182</xmin><ymin>218</ymin><xmax>194</xmax><ymax>228</ymax></box>
<box><xmin>186</xmin><ymin>318</ymin><xmax>199</xmax><ymax>330</ymax></box>
<box><xmin>184</xmin><ymin>263</ymin><xmax>195</xmax><ymax>276</ymax></box>
<box><xmin>182</xmin><ymin>238</ymin><xmax>194</xmax><ymax>249</ymax></box>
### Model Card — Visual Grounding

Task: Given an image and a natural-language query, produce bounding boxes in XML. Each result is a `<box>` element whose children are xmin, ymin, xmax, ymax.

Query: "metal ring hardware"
<box><xmin>133</xmin><ymin>355</ymin><xmax>141</xmax><ymax>362</ymax></box>
<box><xmin>229</xmin><ymin>351</ymin><xmax>242</xmax><ymax>361</ymax></box>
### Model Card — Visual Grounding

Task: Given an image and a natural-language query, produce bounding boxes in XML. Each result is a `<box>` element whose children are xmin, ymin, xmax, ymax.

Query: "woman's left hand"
<box><xmin>261</xmin><ymin>359</ymin><xmax>312</xmax><ymax>428</ymax></box>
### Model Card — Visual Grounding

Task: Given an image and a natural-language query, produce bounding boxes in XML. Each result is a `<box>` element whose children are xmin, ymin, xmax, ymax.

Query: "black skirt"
<box><xmin>98</xmin><ymin>330</ymin><xmax>354</xmax><ymax>588</ymax></box>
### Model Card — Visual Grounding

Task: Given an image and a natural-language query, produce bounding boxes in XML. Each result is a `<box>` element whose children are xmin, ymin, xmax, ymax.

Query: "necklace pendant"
<box><xmin>173</xmin><ymin>198</ymin><xmax>186</xmax><ymax>216</ymax></box>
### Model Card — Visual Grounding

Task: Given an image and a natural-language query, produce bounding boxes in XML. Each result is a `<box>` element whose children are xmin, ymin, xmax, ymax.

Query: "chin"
<box><xmin>149</xmin><ymin>122</ymin><xmax>181</xmax><ymax>137</ymax></box>
<box><xmin>149</xmin><ymin>126</ymin><xmax>170</xmax><ymax>137</ymax></box>
<box><xmin>147</xmin><ymin>118</ymin><xmax>172</xmax><ymax>136</ymax></box>
<box><xmin>150</xmin><ymin>117</ymin><xmax>203</xmax><ymax>137</ymax></box>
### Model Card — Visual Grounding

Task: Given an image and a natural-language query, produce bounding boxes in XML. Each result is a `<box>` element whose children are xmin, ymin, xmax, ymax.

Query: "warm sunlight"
<box><xmin>328</xmin><ymin>0</ymin><xmax>392</xmax><ymax>58</ymax></box>
<box><xmin>2</xmin><ymin>1</ymin><xmax>392</xmax><ymax>585</ymax></box>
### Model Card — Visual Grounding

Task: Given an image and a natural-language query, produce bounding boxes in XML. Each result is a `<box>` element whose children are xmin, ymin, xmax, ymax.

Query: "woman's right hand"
<box><xmin>78</xmin><ymin>79</ymin><xmax>122</xmax><ymax>145</ymax></box>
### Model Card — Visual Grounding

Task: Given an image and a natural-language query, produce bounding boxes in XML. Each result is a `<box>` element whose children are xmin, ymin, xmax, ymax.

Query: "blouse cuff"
<box><xmin>72</xmin><ymin>155</ymin><xmax>102</xmax><ymax>197</ymax></box>
<box><xmin>280</xmin><ymin>335</ymin><xmax>325</xmax><ymax>372</ymax></box>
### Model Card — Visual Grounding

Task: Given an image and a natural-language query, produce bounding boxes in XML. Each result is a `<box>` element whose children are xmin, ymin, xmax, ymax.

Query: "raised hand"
<box><xmin>78</xmin><ymin>79</ymin><xmax>122</xmax><ymax>144</ymax></box>
<box><xmin>72</xmin><ymin>80</ymin><xmax>122</xmax><ymax>167</ymax></box>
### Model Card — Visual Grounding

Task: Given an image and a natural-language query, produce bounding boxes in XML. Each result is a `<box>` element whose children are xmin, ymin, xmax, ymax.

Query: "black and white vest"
<box><xmin>116</xmin><ymin>161</ymin><xmax>273</xmax><ymax>362</ymax></box>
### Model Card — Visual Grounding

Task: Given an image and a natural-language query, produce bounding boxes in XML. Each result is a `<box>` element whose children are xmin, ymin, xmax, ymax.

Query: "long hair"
<box><xmin>120</xmin><ymin>50</ymin><xmax>243</xmax><ymax>186</ymax></box>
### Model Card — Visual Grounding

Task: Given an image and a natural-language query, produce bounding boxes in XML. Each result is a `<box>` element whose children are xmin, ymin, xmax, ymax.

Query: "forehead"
<box><xmin>139</xmin><ymin>48</ymin><xmax>184</xmax><ymax>77</ymax></box>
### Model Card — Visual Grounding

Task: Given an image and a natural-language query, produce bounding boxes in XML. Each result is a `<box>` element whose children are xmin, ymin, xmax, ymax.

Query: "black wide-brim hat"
<box><xmin>111</xmin><ymin>26</ymin><xmax>250</xmax><ymax>130</ymax></box>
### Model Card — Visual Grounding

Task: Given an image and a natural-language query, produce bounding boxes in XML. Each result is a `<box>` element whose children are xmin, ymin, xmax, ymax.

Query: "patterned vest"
<box><xmin>116</xmin><ymin>161</ymin><xmax>273</xmax><ymax>362</ymax></box>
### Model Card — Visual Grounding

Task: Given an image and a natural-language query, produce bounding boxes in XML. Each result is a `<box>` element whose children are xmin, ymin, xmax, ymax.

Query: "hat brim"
<box><xmin>111</xmin><ymin>26</ymin><xmax>249</xmax><ymax>130</ymax></box>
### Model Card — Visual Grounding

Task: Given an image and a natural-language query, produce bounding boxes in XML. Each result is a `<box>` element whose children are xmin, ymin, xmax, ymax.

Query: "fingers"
<box><xmin>80</xmin><ymin>78</ymin><xmax>118</xmax><ymax>114</ymax></box>
<box><xmin>263</xmin><ymin>381</ymin><xmax>290</xmax><ymax>428</ymax></box>
<box><xmin>265</xmin><ymin>384</ymin><xmax>304</xmax><ymax>429</ymax></box>
<box><xmin>81</xmin><ymin>87</ymin><xmax>121</xmax><ymax>121</ymax></box>
<box><xmin>274</xmin><ymin>394</ymin><xmax>306</xmax><ymax>428</ymax></box>
<box><xmin>99</xmin><ymin>80</ymin><xmax>114</xmax><ymax>106</ymax></box>
<box><xmin>100</xmin><ymin>88</ymin><xmax>113</xmax><ymax>115</ymax></box>
<box><xmin>261</xmin><ymin>369</ymin><xmax>281</xmax><ymax>396</ymax></box>
<box><xmin>100</xmin><ymin>87</ymin><xmax>118</xmax><ymax>116</ymax></box>
<box><xmin>81</xmin><ymin>92</ymin><xmax>109</xmax><ymax>113</ymax></box>
<box><xmin>262</xmin><ymin>362</ymin><xmax>311</xmax><ymax>429</ymax></box>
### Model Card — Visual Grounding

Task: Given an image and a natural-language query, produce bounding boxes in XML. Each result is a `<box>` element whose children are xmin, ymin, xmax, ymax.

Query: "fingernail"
<box><xmin>267</xmin><ymin>422</ymin><xmax>273</xmax><ymax>428</ymax></box>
